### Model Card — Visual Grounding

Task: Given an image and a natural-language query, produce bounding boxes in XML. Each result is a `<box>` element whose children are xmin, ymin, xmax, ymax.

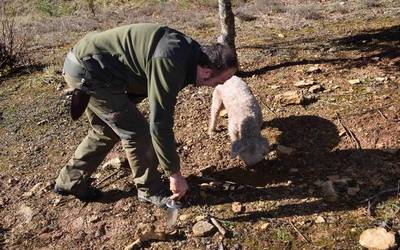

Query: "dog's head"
<box><xmin>231</xmin><ymin>137</ymin><xmax>269</xmax><ymax>166</ymax></box>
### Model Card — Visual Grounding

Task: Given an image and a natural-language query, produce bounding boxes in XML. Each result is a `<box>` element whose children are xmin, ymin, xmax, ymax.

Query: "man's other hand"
<box><xmin>169</xmin><ymin>172</ymin><xmax>188</xmax><ymax>200</ymax></box>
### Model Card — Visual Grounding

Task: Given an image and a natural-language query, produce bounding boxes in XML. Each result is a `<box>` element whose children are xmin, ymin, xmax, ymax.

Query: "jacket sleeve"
<box><xmin>147</xmin><ymin>57</ymin><xmax>186</xmax><ymax>176</ymax></box>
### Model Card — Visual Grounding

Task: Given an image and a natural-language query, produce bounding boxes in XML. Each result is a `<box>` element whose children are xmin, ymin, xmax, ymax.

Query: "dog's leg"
<box><xmin>208</xmin><ymin>87</ymin><xmax>224</xmax><ymax>136</ymax></box>
<box><xmin>228</xmin><ymin>120</ymin><xmax>239</xmax><ymax>141</ymax></box>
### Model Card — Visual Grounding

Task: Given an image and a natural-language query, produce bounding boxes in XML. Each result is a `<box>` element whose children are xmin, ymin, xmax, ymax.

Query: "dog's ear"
<box><xmin>231</xmin><ymin>140</ymin><xmax>244</xmax><ymax>159</ymax></box>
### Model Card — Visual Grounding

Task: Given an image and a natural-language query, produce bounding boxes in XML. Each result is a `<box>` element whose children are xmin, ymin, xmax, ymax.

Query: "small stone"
<box><xmin>278</xmin><ymin>33</ymin><xmax>285</xmax><ymax>38</ymax></box>
<box><xmin>306</xmin><ymin>66</ymin><xmax>322</xmax><ymax>74</ymax></box>
<box><xmin>19</xmin><ymin>204</ymin><xmax>33</xmax><ymax>223</ymax></box>
<box><xmin>276</xmin><ymin>145</ymin><xmax>295</xmax><ymax>155</ymax></box>
<box><xmin>294</xmin><ymin>80</ymin><xmax>315</xmax><ymax>87</ymax></box>
<box><xmin>259</xmin><ymin>222</ymin><xmax>269</xmax><ymax>230</ymax></box>
<box><xmin>347</xmin><ymin>186</ymin><xmax>360</xmax><ymax>196</ymax></box>
<box><xmin>308</xmin><ymin>84</ymin><xmax>324</xmax><ymax>93</ymax></box>
<box><xmin>195</xmin><ymin>215</ymin><xmax>207</xmax><ymax>222</ymax></box>
<box><xmin>232</xmin><ymin>202</ymin><xmax>244</xmax><ymax>213</ymax></box>
<box><xmin>270</xmin><ymin>85</ymin><xmax>280</xmax><ymax>89</ymax></box>
<box><xmin>88</xmin><ymin>215</ymin><xmax>100</xmax><ymax>223</ymax></box>
<box><xmin>192</xmin><ymin>221</ymin><xmax>216</xmax><ymax>237</ymax></box>
<box><xmin>289</xmin><ymin>168</ymin><xmax>298</xmax><ymax>173</ymax></box>
<box><xmin>53</xmin><ymin>198</ymin><xmax>62</xmax><ymax>206</ymax></box>
<box><xmin>101</xmin><ymin>157</ymin><xmax>127</xmax><ymax>170</ymax></box>
<box><xmin>179</xmin><ymin>214</ymin><xmax>191</xmax><ymax>221</ymax></box>
<box><xmin>374</xmin><ymin>77</ymin><xmax>386</xmax><ymax>83</ymax></box>
<box><xmin>348</xmin><ymin>79</ymin><xmax>361</xmax><ymax>85</ymax></box>
<box><xmin>315</xmin><ymin>216</ymin><xmax>326</xmax><ymax>223</ymax></box>
<box><xmin>359</xmin><ymin>227</ymin><xmax>396</xmax><ymax>250</ymax></box>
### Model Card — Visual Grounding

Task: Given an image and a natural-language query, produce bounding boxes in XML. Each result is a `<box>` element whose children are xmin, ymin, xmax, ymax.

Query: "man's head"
<box><xmin>196</xmin><ymin>44</ymin><xmax>238</xmax><ymax>87</ymax></box>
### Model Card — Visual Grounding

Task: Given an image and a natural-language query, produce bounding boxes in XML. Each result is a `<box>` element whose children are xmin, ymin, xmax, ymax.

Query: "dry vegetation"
<box><xmin>0</xmin><ymin>0</ymin><xmax>399</xmax><ymax>249</ymax></box>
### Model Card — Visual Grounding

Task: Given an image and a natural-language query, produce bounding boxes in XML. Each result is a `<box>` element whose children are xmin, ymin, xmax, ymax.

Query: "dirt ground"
<box><xmin>0</xmin><ymin>0</ymin><xmax>399</xmax><ymax>249</ymax></box>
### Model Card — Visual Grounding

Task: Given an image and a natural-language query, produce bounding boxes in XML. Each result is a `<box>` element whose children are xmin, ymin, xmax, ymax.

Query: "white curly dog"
<box><xmin>208</xmin><ymin>76</ymin><xmax>269</xmax><ymax>166</ymax></box>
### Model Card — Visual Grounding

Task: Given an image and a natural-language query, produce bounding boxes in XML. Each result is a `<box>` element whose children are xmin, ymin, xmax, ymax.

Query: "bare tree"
<box><xmin>218</xmin><ymin>0</ymin><xmax>236</xmax><ymax>51</ymax></box>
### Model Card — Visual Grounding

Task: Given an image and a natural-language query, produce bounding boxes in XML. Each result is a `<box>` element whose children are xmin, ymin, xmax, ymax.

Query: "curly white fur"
<box><xmin>208</xmin><ymin>76</ymin><xmax>269</xmax><ymax>166</ymax></box>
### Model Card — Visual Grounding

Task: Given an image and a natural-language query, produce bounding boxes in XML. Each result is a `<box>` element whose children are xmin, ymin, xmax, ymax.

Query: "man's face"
<box><xmin>196</xmin><ymin>67</ymin><xmax>237</xmax><ymax>87</ymax></box>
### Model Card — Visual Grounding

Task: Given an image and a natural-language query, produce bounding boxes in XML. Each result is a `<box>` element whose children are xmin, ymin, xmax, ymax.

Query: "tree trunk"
<box><xmin>218</xmin><ymin>0</ymin><xmax>236</xmax><ymax>51</ymax></box>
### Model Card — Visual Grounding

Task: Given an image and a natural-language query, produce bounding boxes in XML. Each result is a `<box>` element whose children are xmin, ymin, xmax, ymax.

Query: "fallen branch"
<box><xmin>361</xmin><ymin>187</ymin><xmax>399</xmax><ymax>204</ymax></box>
<box><xmin>336</xmin><ymin>112</ymin><xmax>362</xmax><ymax>149</ymax></box>
<box><xmin>289</xmin><ymin>220</ymin><xmax>310</xmax><ymax>243</ymax></box>
<box><xmin>210</xmin><ymin>217</ymin><xmax>227</xmax><ymax>237</ymax></box>
<box><xmin>376</xmin><ymin>109</ymin><xmax>388</xmax><ymax>121</ymax></box>
<box><xmin>259</xmin><ymin>99</ymin><xmax>278</xmax><ymax>118</ymax></box>
<box><xmin>361</xmin><ymin>186</ymin><xmax>400</xmax><ymax>216</ymax></box>
<box><xmin>97</xmin><ymin>169</ymin><xmax>121</xmax><ymax>188</ymax></box>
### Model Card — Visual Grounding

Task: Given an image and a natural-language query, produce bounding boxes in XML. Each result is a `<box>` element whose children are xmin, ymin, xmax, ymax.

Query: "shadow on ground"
<box><xmin>186</xmin><ymin>115</ymin><xmax>399</xmax><ymax>221</ymax></box>
<box><xmin>237</xmin><ymin>25</ymin><xmax>400</xmax><ymax>78</ymax></box>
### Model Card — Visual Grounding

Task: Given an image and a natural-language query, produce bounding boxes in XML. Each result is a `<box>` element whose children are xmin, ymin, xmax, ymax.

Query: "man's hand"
<box><xmin>169</xmin><ymin>172</ymin><xmax>188</xmax><ymax>200</ymax></box>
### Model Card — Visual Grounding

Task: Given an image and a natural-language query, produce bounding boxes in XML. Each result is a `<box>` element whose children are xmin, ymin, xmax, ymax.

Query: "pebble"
<box><xmin>315</xmin><ymin>216</ymin><xmax>326</xmax><ymax>224</ymax></box>
<box><xmin>359</xmin><ymin>227</ymin><xmax>396</xmax><ymax>250</ymax></box>
<box><xmin>276</xmin><ymin>145</ymin><xmax>295</xmax><ymax>155</ymax></box>
<box><xmin>348</xmin><ymin>79</ymin><xmax>361</xmax><ymax>85</ymax></box>
<box><xmin>192</xmin><ymin>220</ymin><xmax>215</xmax><ymax>237</ymax></box>
<box><xmin>232</xmin><ymin>202</ymin><xmax>244</xmax><ymax>213</ymax></box>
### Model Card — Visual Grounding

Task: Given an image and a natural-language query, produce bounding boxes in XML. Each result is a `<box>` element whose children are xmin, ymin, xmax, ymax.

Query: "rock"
<box><xmin>276</xmin><ymin>145</ymin><xmax>295</xmax><ymax>155</ymax></box>
<box><xmin>375</xmin><ymin>77</ymin><xmax>386</xmax><ymax>83</ymax></box>
<box><xmin>289</xmin><ymin>168</ymin><xmax>298</xmax><ymax>173</ymax></box>
<box><xmin>348</xmin><ymin>79</ymin><xmax>361</xmax><ymax>85</ymax></box>
<box><xmin>22</xmin><ymin>182</ymin><xmax>44</xmax><ymax>197</ymax></box>
<box><xmin>19</xmin><ymin>204</ymin><xmax>33</xmax><ymax>223</ymax></box>
<box><xmin>315</xmin><ymin>216</ymin><xmax>326</xmax><ymax>224</ymax></box>
<box><xmin>359</xmin><ymin>227</ymin><xmax>396</xmax><ymax>250</ymax></box>
<box><xmin>232</xmin><ymin>202</ymin><xmax>244</xmax><ymax>213</ymax></box>
<box><xmin>347</xmin><ymin>186</ymin><xmax>360</xmax><ymax>196</ymax></box>
<box><xmin>275</xmin><ymin>90</ymin><xmax>302</xmax><ymax>105</ymax></box>
<box><xmin>308</xmin><ymin>84</ymin><xmax>324</xmax><ymax>93</ymax></box>
<box><xmin>179</xmin><ymin>213</ymin><xmax>191</xmax><ymax>221</ymax></box>
<box><xmin>101</xmin><ymin>157</ymin><xmax>127</xmax><ymax>170</ymax></box>
<box><xmin>88</xmin><ymin>215</ymin><xmax>100</xmax><ymax>223</ymax></box>
<box><xmin>278</xmin><ymin>33</ymin><xmax>285</xmax><ymax>38</ymax></box>
<box><xmin>259</xmin><ymin>222</ymin><xmax>270</xmax><ymax>230</ymax></box>
<box><xmin>195</xmin><ymin>215</ymin><xmax>207</xmax><ymax>222</ymax></box>
<box><xmin>192</xmin><ymin>221</ymin><xmax>216</xmax><ymax>237</ymax></box>
<box><xmin>321</xmin><ymin>180</ymin><xmax>338</xmax><ymax>202</ymax></box>
<box><xmin>270</xmin><ymin>85</ymin><xmax>281</xmax><ymax>89</ymax></box>
<box><xmin>306</xmin><ymin>66</ymin><xmax>322</xmax><ymax>74</ymax></box>
<box><xmin>294</xmin><ymin>80</ymin><xmax>315</xmax><ymax>87</ymax></box>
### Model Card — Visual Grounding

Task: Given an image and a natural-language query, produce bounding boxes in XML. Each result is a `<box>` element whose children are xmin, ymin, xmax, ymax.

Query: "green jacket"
<box><xmin>73</xmin><ymin>23</ymin><xmax>200</xmax><ymax>175</ymax></box>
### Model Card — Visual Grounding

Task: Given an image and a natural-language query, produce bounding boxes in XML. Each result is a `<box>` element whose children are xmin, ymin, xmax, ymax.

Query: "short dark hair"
<box><xmin>198</xmin><ymin>44</ymin><xmax>238</xmax><ymax>72</ymax></box>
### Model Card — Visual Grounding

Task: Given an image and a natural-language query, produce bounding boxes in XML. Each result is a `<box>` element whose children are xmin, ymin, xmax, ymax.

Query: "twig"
<box><xmin>210</xmin><ymin>217</ymin><xmax>227</xmax><ymax>236</ymax></box>
<box><xmin>361</xmin><ymin>188</ymin><xmax>399</xmax><ymax>203</ymax></box>
<box><xmin>336</xmin><ymin>112</ymin><xmax>362</xmax><ymax>149</ymax></box>
<box><xmin>376</xmin><ymin>109</ymin><xmax>388</xmax><ymax>121</ymax></box>
<box><xmin>260</xmin><ymin>99</ymin><xmax>278</xmax><ymax>117</ymax></box>
<box><xmin>361</xmin><ymin>187</ymin><xmax>399</xmax><ymax>216</ymax></box>
<box><xmin>97</xmin><ymin>169</ymin><xmax>121</xmax><ymax>188</ymax></box>
<box><xmin>289</xmin><ymin>220</ymin><xmax>310</xmax><ymax>243</ymax></box>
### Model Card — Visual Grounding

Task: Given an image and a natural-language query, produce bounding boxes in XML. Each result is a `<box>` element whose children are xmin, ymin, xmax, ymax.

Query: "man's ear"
<box><xmin>197</xmin><ymin>66</ymin><xmax>213</xmax><ymax>80</ymax></box>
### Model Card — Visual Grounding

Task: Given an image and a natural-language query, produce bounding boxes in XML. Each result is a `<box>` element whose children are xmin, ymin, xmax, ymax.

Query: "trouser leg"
<box><xmin>84</xmin><ymin>86</ymin><xmax>164</xmax><ymax>196</ymax></box>
<box><xmin>55</xmin><ymin>108</ymin><xmax>118</xmax><ymax>194</ymax></box>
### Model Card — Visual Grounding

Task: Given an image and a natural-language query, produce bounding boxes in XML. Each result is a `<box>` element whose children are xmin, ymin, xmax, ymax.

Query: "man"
<box><xmin>54</xmin><ymin>23</ymin><xmax>238</xmax><ymax>207</ymax></box>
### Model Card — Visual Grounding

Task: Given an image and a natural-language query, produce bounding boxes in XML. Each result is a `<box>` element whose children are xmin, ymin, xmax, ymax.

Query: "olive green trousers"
<box><xmin>55</xmin><ymin>73</ymin><xmax>164</xmax><ymax>196</ymax></box>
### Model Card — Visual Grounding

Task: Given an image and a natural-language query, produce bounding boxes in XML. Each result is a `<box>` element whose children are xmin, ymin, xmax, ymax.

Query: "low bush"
<box><xmin>0</xmin><ymin>4</ymin><xmax>29</xmax><ymax>78</ymax></box>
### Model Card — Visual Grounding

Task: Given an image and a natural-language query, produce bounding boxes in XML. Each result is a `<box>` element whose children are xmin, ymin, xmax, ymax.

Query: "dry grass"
<box><xmin>0</xmin><ymin>3</ymin><xmax>29</xmax><ymax>77</ymax></box>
